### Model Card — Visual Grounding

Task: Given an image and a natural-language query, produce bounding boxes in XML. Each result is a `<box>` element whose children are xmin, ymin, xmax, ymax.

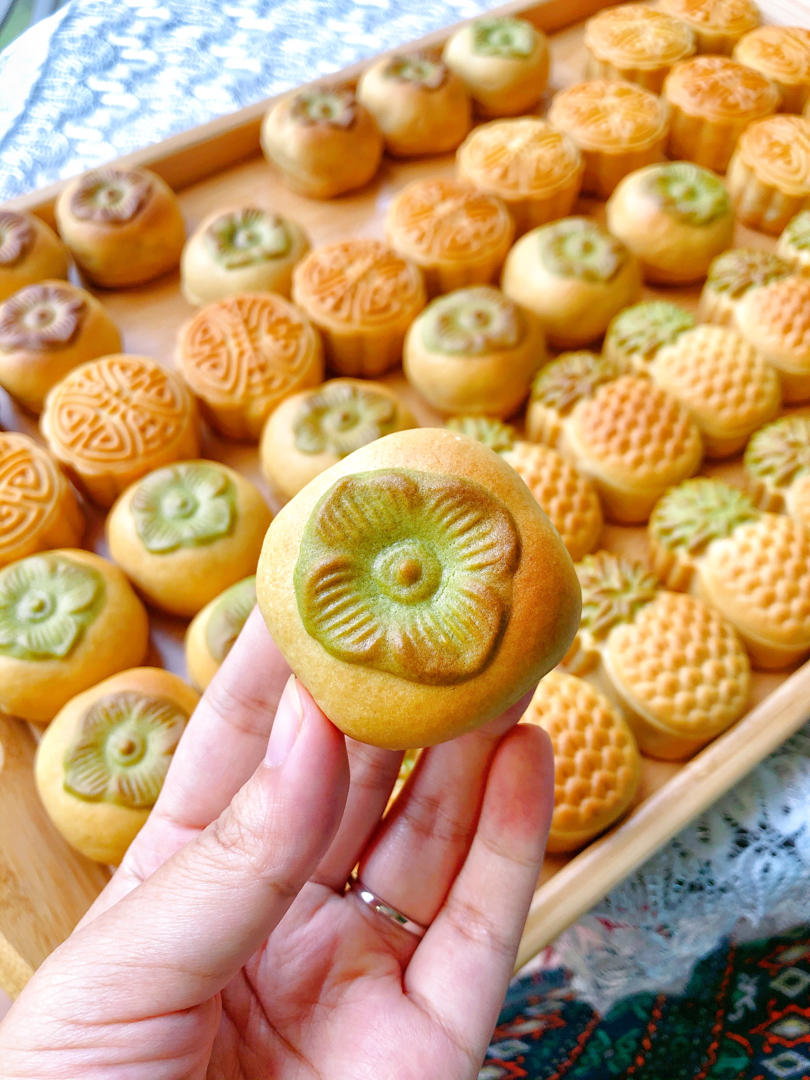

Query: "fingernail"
<box><xmin>265</xmin><ymin>675</ymin><xmax>304</xmax><ymax>767</ymax></box>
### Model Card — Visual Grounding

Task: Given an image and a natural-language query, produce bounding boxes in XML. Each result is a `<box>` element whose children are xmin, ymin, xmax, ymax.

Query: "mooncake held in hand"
<box><xmin>35</xmin><ymin>667</ymin><xmax>198</xmax><ymax>864</ymax></box>
<box><xmin>0</xmin><ymin>210</ymin><xmax>70</xmax><ymax>301</ymax></box>
<box><xmin>185</xmin><ymin>575</ymin><xmax>257</xmax><ymax>691</ymax></box>
<box><xmin>743</xmin><ymin>416</ymin><xmax>810</xmax><ymax>522</ymax></box>
<box><xmin>257</xmin><ymin>427</ymin><xmax>581</xmax><ymax>749</ymax></box>
<box><xmin>0</xmin><ymin>549</ymin><xmax>149</xmax><ymax>724</ymax></box>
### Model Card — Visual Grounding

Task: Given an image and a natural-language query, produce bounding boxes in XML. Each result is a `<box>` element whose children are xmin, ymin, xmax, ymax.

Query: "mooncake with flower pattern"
<box><xmin>735</xmin><ymin>275</ymin><xmax>810</xmax><ymax>402</ymax></box>
<box><xmin>0</xmin><ymin>210</ymin><xmax>69</xmax><ymax>302</ymax></box>
<box><xmin>733</xmin><ymin>26</ymin><xmax>810</xmax><ymax>113</ymax></box>
<box><xmin>743</xmin><ymin>416</ymin><xmax>810</xmax><ymax>522</ymax></box>
<box><xmin>584</xmin><ymin>4</ymin><xmax>696</xmax><ymax>93</ymax></box>
<box><xmin>698</xmin><ymin>248</ymin><xmax>795</xmax><ymax>325</ymax></box>
<box><xmin>185</xmin><ymin>575</ymin><xmax>257</xmax><ymax>691</ymax></box>
<box><xmin>727</xmin><ymin>115</ymin><xmax>810</xmax><ymax>234</ymax></box>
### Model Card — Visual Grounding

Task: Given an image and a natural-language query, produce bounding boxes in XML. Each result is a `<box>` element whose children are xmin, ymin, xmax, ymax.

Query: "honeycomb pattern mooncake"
<box><xmin>735</xmin><ymin>276</ymin><xmax>810</xmax><ymax>403</ymax></box>
<box><xmin>698</xmin><ymin>248</ymin><xmax>795</xmax><ymax>326</ymax></box>
<box><xmin>521</xmin><ymin>670</ymin><xmax>641</xmax><ymax>851</ymax></box>
<box><xmin>744</xmin><ymin>415</ymin><xmax>810</xmax><ymax>520</ymax></box>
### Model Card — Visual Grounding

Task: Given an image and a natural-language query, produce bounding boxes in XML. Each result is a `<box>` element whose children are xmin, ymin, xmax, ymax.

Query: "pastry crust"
<box><xmin>698</xmin><ymin>247</ymin><xmax>795</xmax><ymax>325</ymax></box>
<box><xmin>55</xmin><ymin>166</ymin><xmax>185</xmax><ymax>288</ymax></box>
<box><xmin>658</xmin><ymin>0</ymin><xmax>760</xmax><ymax>55</ymax></box>
<box><xmin>584</xmin><ymin>4</ymin><xmax>696</xmax><ymax>93</ymax></box>
<box><xmin>40</xmin><ymin>353</ymin><xmax>201</xmax><ymax>506</ymax></box>
<box><xmin>735</xmin><ymin>276</ymin><xmax>810</xmax><ymax>402</ymax></box>
<box><xmin>260</xmin><ymin>87</ymin><xmax>383</xmax><ymax>199</ymax></box>
<box><xmin>175</xmin><ymin>292</ymin><xmax>324</xmax><ymax>440</ymax></box>
<box><xmin>0</xmin><ymin>210</ymin><xmax>70</xmax><ymax>302</ymax></box>
<box><xmin>185</xmin><ymin>575</ymin><xmax>256</xmax><ymax>690</ymax></box>
<box><xmin>34</xmin><ymin>667</ymin><xmax>199</xmax><ymax>864</ymax></box>
<box><xmin>257</xmin><ymin>427</ymin><xmax>581</xmax><ymax>749</ymax></box>
<box><xmin>0</xmin><ymin>280</ymin><xmax>122</xmax><ymax>412</ymax></box>
<box><xmin>733</xmin><ymin>26</ymin><xmax>810</xmax><ymax>114</ymax></box>
<box><xmin>727</xmin><ymin>115</ymin><xmax>810</xmax><ymax>235</ymax></box>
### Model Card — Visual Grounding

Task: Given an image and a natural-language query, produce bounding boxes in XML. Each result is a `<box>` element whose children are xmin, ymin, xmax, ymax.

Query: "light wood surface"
<box><xmin>2</xmin><ymin>0</ymin><xmax>810</xmax><ymax>996</ymax></box>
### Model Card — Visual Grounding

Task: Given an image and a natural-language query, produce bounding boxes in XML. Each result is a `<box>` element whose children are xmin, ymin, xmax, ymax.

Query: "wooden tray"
<box><xmin>2</xmin><ymin>0</ymin><xmax>809</xmax><ymax>998</ymax></box>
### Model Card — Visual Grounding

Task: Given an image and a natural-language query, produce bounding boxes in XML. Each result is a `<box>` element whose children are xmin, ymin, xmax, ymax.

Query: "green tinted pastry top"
<box><xmin>0</xmin><ymin>283</ymin><xmax>86</xmax><ymax>352</ymax></box>
<box><xmin>63</xmin><ymin>691</ymin><xmax>188</xmax><ymax>809</ymax></box>
<box><xmin>292</xmin><ymin>382</ymin><xmax>402</xmax><ymax>457</ymax></box>
<box><xmin>204</xmin><ymin>208</ymin><xmax>291</xmax><ymax>269</ymax></box>
<box><xmin>294</xmin><ymin>468</ymin><xmax>520</xmax><ymax>685</ymax></box>
<box><xmin>576</xmin><ymin>551</ymin><xmax>659</xmax><ymax>640</ymax></box>
<box><xmin>70</xmin><ymin>167</ymin><xmax>152</xmax><ymax>224</ymax></box>
<box><xmin>0</xmin><ymin>211</ymin><xmax>33</xmax><ymax>267</ymax></box>
<box><xmin>384</xmin><ymin>54</ymin><xmax>448</xmax><ymax>89</ymax></box>
<box><xmin>471</xmin><ymin>16</ymin><xmax>537</xmax><ymax>58</ymax></box>
<box><xmin>0</xmin><ymin>553</ymin><xmax>105</xmax><ymax>662</ymax></box>
<box><xmin>445</xmin><ymin>415</ymin><xmax>517</xmax><ymax>452</ymax></box>
<box><xmin>131</xmin><ymin>463</ymin><xmax>237</xmax><ymax>554</ymax></box>
<box><xmin>420</xmin><ymin>287</ymin><xmax>524</xmax><ymax>355</ymax></box>
<box><xmin>649</xmin><ymin>478</ymin><xmax>758</xmax><ymax>556</ymax></box>
<box><xmin>644</xmin><ymin>162</ymin><xmax>731</xmax><ymax>226</ymax></box>
<box><xmin>531</xmin><ymin>351</ymin><xmax>621</xmax><ymax>415</ymax></box>
<box><xmin>744</xmin><ymin>416</ymin><xmax>810</xmax><ymax>488</ymax></box>
<box><xmin>205</xmin><ymin>575</ymin><xmax>257</xmax><ymax>663</ymax></box>
<box><xmin>781</xmin><ymin>210</ymin><xmax>810</xmax><ymax>253</ymax></box>
<box><xmin>290</xmin><ymin>89</ymin><xmax>356</xmax><ymax>128</ymax></box>
<box><xmin>605</xmin><ymin>301</ymin><xmax>695</xmax><ymax>365</ymax></box>
<box><xmin>705</xmin><ymin>248</ymin><xmax>794</xmax><ymax>299</ymax></box>
<box><xmin>539</xmin><ymin>218</ymin><xmax>628</xmax><ymax>283</ymax></box>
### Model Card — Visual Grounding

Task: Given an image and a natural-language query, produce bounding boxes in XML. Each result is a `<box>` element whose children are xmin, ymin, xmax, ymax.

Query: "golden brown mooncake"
<box><xmin>527</xmin><ymin>352</ymin><xmax>703</xmax><ymax>523</ymax></box>
<box><xmin>501</xmin><ymin>440</ymin><xmax>603</xmax><ymax>562</ymax></box>
<box><xmin>605</xmin><ymin>161</ymin><xmax>735</xmax><ymax>285</ymax></box>
<box><xmin>0</xmin><ymin>280</ymin><xmax>122</xmax><ymax>412</ymax></box>
<box><xmin>726</xmin><ymin>115</ymin><xmax>810</xmax><ymax>235</ymax></box>
<box><xmin>658</xmin><ymin>0</ymin><xmax>760</xmax><ymax>55</ymax></box>
<box><xmin>0</xmin><ymin>210</ymin><xmax>70</xmax><ymax>302</ymax></box>
<box><xmin>501</xmin><ymin>217</ymin><xmax>641</xmax><ymax>348</ymax></box>
<box><xmin>107</xmin><ymin>460</ymin><xmax>271</xmax><ymax>618</ymax></box>
<box><xmin>566</xmin><ymin>550</ymin><xmax>750</xmax><ymax>759</ymax></box>
<box><xmin>260</xmin><ymin>86</ymin><xmax>383</xmax><ymax>199</ymax></box>
<box><xmin>34</xmin><ymin>667</ymin><xmax>199</xmax><ymax>864</ymax></box>
<box><xmin>256</xmin><ymin>426</ymin><xmax>581</xmax><ymax>749</ymax></box>
<box><xmin>649</xmin><ymin>324</ymin><xmax>781</xmax><ymax>458</ymax></box>
<box><xmin>0</xmin><ymin>432</ymin><xmax>83</xmax><ymax>568</ymax></box>
<box><xmin>356</xmin><ymin>52</ymin><xmax>471</xmax><ymax>157</ymax></box>
<box><xmin>0</xmin><ymin>548</ymin><xmax>149</xmax><ymax>725</ymax></box>
<box><xmin>698</xmin><ymin>247</ymin><xmax>796</xmax><ymax>325</ymax></box>
<box><xmin>402</xmin><ymin>285</ymin><xmax>545</xmax><ymax>419</ymax></box>
<box><xmin>584</xmin><ymin>4</ymin><xmax>696</xmax><ymax>94</ymax></box>
<box><xmin>735</xmin><ymin>275</ymin><xmax>810</xmax><ymax>402</ymax></box>
<box><xmin>385</xmin><ymin>178</ymin><xmax>514</xmax><ymax>295</ymax></box>
<box><xmin>175</xmin><ymin>292</ymin><xmax>324</xmax><ymax>440</ymax></box>
<box><xmin>604</xmin><ymin>300</ymin><xmax>696</xmax><ymax>370</ymax></box>
<box><xmin>663</xmin><ymin>55</ymin><xmax>779</xmax><ymax>173</ymax></box>
<box><xmin>441</xmin><ymin>15</ymin><xmax>550</xmax><ymax>117</ymax></box>
<box><xmin>547</xmin><ymin>80</ymin><xmax>669</xmax><ymax>198</ymax></box>
<box><xmin>521</xmin><ymin>670</ymin><xmax>641</xmax><ymax>851</ymax></box>
<box><xmin>649</xmin><ymin>477</ymin><xmax>810</xmax><ymax>668</ymax></box>
<box><xmin>778</xmin><ymin>209</ymin><xmax>810</xmax><ymax>272</ymax></box>
<box><xmin>291</xmin><ymin>239</ymin><xmax>426</xmax><ymax>378</ymax></box>
<box><xmin>40</xmin><ymin>354</ymin><xmax>200</xmax><ymax>507</ymax></box>
<box><xmin>260</xmin><ymin>378</ymin><xmax>415</xmax><ymax>502</ymax></box>
<box><xmin>743</xmin><ymin>415</ymin><xmax>810</xmax><ymax>521</ymax></box>
<box><xmin>180</xmin><ymin>207</ymin><xmax>310</xmax><ymax>305</ymax></box>
<box><xmin>54</xmin><ymin>166</ymin><xmax>185</xmax><ymax>288</ymax></box>
<box><xmin>185</xmin><ymin>575</ymin><xmax>256</xmax><ymax>691</ymax></box>
<box><xmin>733</xmin><ymin>26</ymin><xmax>810</xmax><ymax>114</ymax></box>
<box><xmin>456</xmin><ymin>117</ymin><xmax>584</xmax><ymax>234</ymax></box>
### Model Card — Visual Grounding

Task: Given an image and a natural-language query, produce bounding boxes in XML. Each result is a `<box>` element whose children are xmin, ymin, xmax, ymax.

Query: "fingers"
<box><xmin>59</xmin><ymin>679</ymin><xmax>350</xmax><ymax>1019</ymax></box>
<box><xmin>404</xmin><ymin>724</ymin><xmax>554</xmax><ymax>1061</ymax></box>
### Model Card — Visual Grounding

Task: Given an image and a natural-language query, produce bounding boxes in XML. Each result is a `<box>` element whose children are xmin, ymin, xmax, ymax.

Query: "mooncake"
<box><xmin>0</xmin><ymin>280</ymin><xmax>122</xmax><ymax>412</ymax></box>
<box><xmin>442</xmin><ymin>15</ymin><xmax>550</xmax><ymax>117</ymax></box>
<box><xmin>735</xmin><ymin>275</ymin><xmax>810</xmax><ymax>402</ymax></box>
<box><xmin>733</xmin><ymin>26</ymin><xmax>810</xmax><ymax>113</ymax></box>
<box><xmin>107</xmin><ymin>461</ymin><xmax>271</xmax><ymax>618</ymax></box>
<box><xmin>256</xmin><ymin>426</ymin><xmax>581</xmax><ymax>749</ymax></box>
<box><xmin>444</xmin><ymin>415</ymin><xmax>518</xmax><ymax>452</ymax></box>
<box><xmin>698</xmin><ymin>247</ymin><xmax>795</xmax><ymax>324</ymax></box>
<box><xmin>175</xmin><ymin>292</ymin><xmax>324</xmax><ymax>440</ymax></box>
<box><xmin>743</xmin><ymin>415</ymin><xmax>810</xmax><ymax>521</ymax></box>
<box><xmin>0</xmin><ymin>548</ymin><xmax>149</xmax><ymax>724</ymax></box>
<box><xmin>726</xmin><ymin>115</ymin><xmax>810</xmax><ymax>234</ymax></box>
<box><xmin>584</xmin><ymin>4</ymin><xmax>696</xmax><ymax>93</ymax></box>
<box><xmin>777</xmin><ymin>209</ymin><xmax>810</xmax><ymax>271</ymax></box>
<box><xmin>522</xmin><ymin>671</ymin><xmax>640</xmax><ymax>850</ymax></box>
<box><xmin>54</xmin><ymin>166</ymin><xmax>185</xmax><ymax>287</ymax></box>
<box><xmin>180</xmin><ymin>207</ymin><xmax>310</xmax><ymax>305</ymax></box>
<box><xmin>291</xmin><ymin>239</ymin><xmax>426</xmax><ymax>377</ymax></box>
<box><xmin>0</xmin><ymin>210</ymin><xmax>70</xmax><ymax>302</ymax></box>
<box><xmin>402</xmin><ymin>285</ymin><xmax>544</xmax><ymax>418</ymax></box>
<box><xmin>604</xmin><ymin>300</ymin><xmax>695</xmax><ymax>369</ymax></box>
<box><xmin>566</xmin><ymin>550</ymin><xmax>750</xmax><ymax>758</ymax></box>
<box><xmin>658</xmin><ymin>0</ymin><xmax>760</xmax><ymax>55</ymax></box>
<box><xmin>185</xmin><ymin>575</ymin><xmax>256</xmax><ymax>691</ymax></box>
<box><xmin>40</xmin><ymin>354</ymin><xmax>200</xmax><ymax>506</ymax></box>
<box><xmin>35</xmin><ymin>667</ymin><xmax>198</xmax><ymax>864</ymax></box>
<box><xmin>649</xmin><ymin>477</ymin><xmax>810</xmax><ymax>667</ymax></box>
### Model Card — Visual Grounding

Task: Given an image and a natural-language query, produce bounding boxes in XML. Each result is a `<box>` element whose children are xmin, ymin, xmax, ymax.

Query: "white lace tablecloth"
<box><xmin>2</xmin><ymin>0</ymin><xmax>810</xmax><ymax>1009</ymax></box>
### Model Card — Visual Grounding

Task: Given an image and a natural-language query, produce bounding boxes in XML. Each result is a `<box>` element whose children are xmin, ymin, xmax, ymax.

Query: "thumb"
<box><xmin>55</xmin><ymin>676</ymin><xmax>349</xmax><ymax>1018</ymax></box>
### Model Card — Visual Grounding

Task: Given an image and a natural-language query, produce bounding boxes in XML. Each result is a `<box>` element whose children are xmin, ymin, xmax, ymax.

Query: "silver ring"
<box><xmin>348</xmin><ymin>877</ymin><xmax>428</xmax><ymax>938</ymax></box>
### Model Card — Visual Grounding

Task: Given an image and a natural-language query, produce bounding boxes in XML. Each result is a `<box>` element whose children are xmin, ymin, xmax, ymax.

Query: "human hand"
<box><xmin>0</xmin><ymin>608</ymin><xmax>553</xmax><ymax>1080</ymax></box>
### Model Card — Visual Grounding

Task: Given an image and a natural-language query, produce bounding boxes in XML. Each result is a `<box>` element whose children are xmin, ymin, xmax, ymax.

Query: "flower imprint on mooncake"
<box><xmin>292</xmin><ymin>383</ymin><xmax>401</xmax><ymax>457</ymax></box>
<box><xmin>421</xmin><ymin>287</ymin><xmax>523</xmax><ymax>355</ymax></box>
<box><xmin>205</xmin><ymin>576</ymin><xmax>257</xmax><ymax>664</ymax></box>
<box><xmin>472</xmin><ymin>17</ymin><xmax>536</xmax><ymax>57</ymax></box>
<box><xmin>605</xmin><ymin>301</ymin><xmax>695</xmax><ymax>367</ymax></box>
<box><xmin>294</xmin><ymin>469</ymin><xmax>520</xmax><ymax>684</ymax></box>
<box><xmin>383</xmin><ymin>54</ymin><xmax>447</xmax><ymax>89</ymax></box>
<box><xmin>0</xmin><ymin>554</ymin><xmax>103</xmax><ymax>661</ymax></box>
<box><xmin>70</xmin><ymin>168</ymin><xmax>152</xmax><ymax>224</ymax></box>
<box><xmin>540</xmin><ymin>218</ymin><xmax>627</xmax><ymax>282</ymax></box>
<box><xmin>131</xmin><ymin>463</ymin><xmax>236</xmax><ymax>554</ymax></box>
<box><xmin>445</xmin><ymin>415</ymin><xmax>517</xmax><ymax>452</ymax></box>
<box><xmin>389</xmin><ymin>181</ymin><xmax>512</xmax><ymax>262</ymax></box>
<box><xmin>63</xmin><ymin>691</ymin><xmax>187</xmax><ymax>808</ymax></box>
<box><xmin>0</xmin><ymin>284</ymin><xmax>85</xmax><ymax>351</ymax></box>
<box><xmin>204</xmin><ymin>209</ymin><xmax>291</xmax><ymax>270</ymax></box>
<box><xmin>650</xmin><ymin>477</ymin><xmax>758</xmax><ymax>557</ymax></box>
<box><xmin>576</xmin><ymin>551</ymin><xmax>659</xmax><ymax>642</ymax></box>
<box><xmin>645</xmin><ymin>162</ymin><xmax>731</xmax><ymax>226</ymax></box>
<box><xmin>290</xmin><ymin>88</ymin><xmax>357</xmax><ymax>128</ymax></box>
<box><xmin>0</xmin><ymin>212</ymin><xmax>33</xmax><ymax>267</ymax></box>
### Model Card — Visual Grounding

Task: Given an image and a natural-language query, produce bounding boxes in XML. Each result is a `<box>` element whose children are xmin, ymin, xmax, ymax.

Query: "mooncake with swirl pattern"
<box><xmin>0</xmin><ymin>210</ymin><xmax>69</xmax><ymax>302</ymax></box>
<box><xmin>727</xmin><ymin>115</ymin><xmax>810</xmax><ymax>234</ymax></box>
<box><xmin>733</xmin><ymin>26</ymin><xmax>810</xmax><ymax>113</ymax></box>
<box><xmin>659</xmin><ymin>0</ymin><xmax>760</xmax><ymax>55</ymax></box>
<box><xmin>584</xmin><ymin>4</ymin><xmax>696</xmax><ymax>93</ymax></box>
